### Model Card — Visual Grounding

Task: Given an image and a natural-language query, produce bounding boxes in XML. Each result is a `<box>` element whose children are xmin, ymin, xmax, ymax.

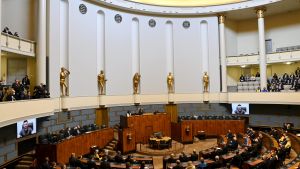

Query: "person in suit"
<box><xmin>226</xmin><ymin>130</ymin><xmax>233</xmax><ymax>140</ymax></box>
<box><xmin>179</xmin><ymin>152</ymin><xmax>189</xmax><ymax>162</ymax></box>
<box><xmin>125</xmin><ymin>155</ymin><xmax>134</xmax><ymax>164</ymax></box>
<box><xmin>167</xmin><ymin>154</ymin><xmax>176</xmax><ymax>163</ymax></box>
<box><xmin>173</xmin><ymin>160</ymin><xmax>184</xmax><ymax>169</ymax></box>
<box><xmin>114</xmin><ymin>151</ymin><xmax>124</xmax><ymax>163</ymax></box>
<box><xmin>69</xmin><ymin>153</ymin><xmax>77</xmax><ymax>167</ymax></box>
<box><xmin>197</xmin><ymin>157</ymin><xmax>207</xmax><ymax>169</ymax></box>
<box><xmin>40</xmin><ymin>157</ymin><xmax>51</xmax><ymax>169</ymax></box>
<box><xmin>210</xmin><ymin>156</ymin><xmax>223</xmax><ymax>169</ymax></box>
<box><xmin>190</xmin><ymin>150</ymin><xmax>199</xmax><ymax>161</ymax></box>
<box><xmin>22</xmin><ymin>75</ymin><xmax>30</xmax><ymax>88</ymax></box>
<box><xmin>186</xmin><ymin>161</ymin><xmax>196</xmax><ymax>169</ymax></box>
<box><xmin>230</xmin><ymin>151</ymin><xmax>243</xmax><ymax>168</ymax></box>
<box><xmin>99</xmin><ymin>157</ymin><xmax>111</xmax><ymax>169</ymax></box>
<box><xmin>87</xmin><ymin>157</ymin><xmax>98</xmax><ymax>169</ymax></box>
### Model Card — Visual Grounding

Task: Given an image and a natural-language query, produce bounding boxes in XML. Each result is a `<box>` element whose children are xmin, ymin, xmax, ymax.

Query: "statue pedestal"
<box><xmin>133</xmin><ymin>94</ymin><xmax>140</xmax><ymax>104</ymax></box>
<box><xmin>60</xmin><ymin>96</ymin><xmax>69</xmax><ymax>111</ymax></box>
<box><xmin>98</xmin><ymin>94</ymin><xmax>105</xmax><ymax>106</ymax></box>
<box><xmin>168</xmin><ymin>93</ymin><xmax>174</xmax><ymax>103</ymax></box>
<box><xmin>203</xmin><ymin>92</ymin><xmax>209</xmax><ymax>102</ymax></box>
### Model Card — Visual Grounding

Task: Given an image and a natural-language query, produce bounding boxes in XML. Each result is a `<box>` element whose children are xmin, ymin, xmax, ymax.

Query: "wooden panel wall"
<box><xmin>165</xmin><ymin>104</ymin><xmax>178</xmax><ymax>123</ymax></box>
<box><xmin>118</xmin><ymin>128</ymin><xmax>136</xmax><ymax>154</ymax></box>
<box><xmin>123</xmin><ymin>113</ymin><xmax>171</xmax><ymax>144</ymax></box>
<box><xmin>36</xmin><ymin>128</ymin><xmax>114</xmax><ymax>164</ymax></box>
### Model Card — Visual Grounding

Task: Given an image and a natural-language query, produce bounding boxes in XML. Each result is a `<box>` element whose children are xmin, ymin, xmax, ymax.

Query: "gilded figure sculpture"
<box><xmin>203</xmin><ymin>72</ymin><xmax>209</xmax><ymax>92</ymax></box>
<box><xmin>167</xmin><ymin>72</ymin><xmax>174</xmax><ymax>93</ymax></box>
<box><xmin>60</xmin><ymin>67</ymin><xmax>70</xmax><ymax>96</ymax></box>
<box><xmin>133</xmin><ymin>73</ymin><xmax>141</xmax><ymax>94</ymax></box>
<box><xmin>98</xmin><ymin>70</ymin><xmax>107</xmax><ymax>95</ymax></box>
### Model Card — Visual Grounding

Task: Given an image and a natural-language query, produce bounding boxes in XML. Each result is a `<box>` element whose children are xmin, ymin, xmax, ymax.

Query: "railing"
<box><xmin>1</xmin><ymin>33</ymin><xmax>36</xmax><ymax>57</ymax></box>
<box><xmin>227</xmin><ymin>50</ymin><xmax>300</xmax><ymax>66</ymax></box>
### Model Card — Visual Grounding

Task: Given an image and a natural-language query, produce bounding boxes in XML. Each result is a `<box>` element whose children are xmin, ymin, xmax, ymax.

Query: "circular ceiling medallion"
<box><xmin>149</xmin><ymin>19</ymin><xmax>156</xmax><ymax>27</ymax></box>
<box><xmin>183</xmin><ymin>21</ymin><xmax>190</xmax><ymax>29</ymax></box>
<box><xmin>79</xmin><ymin>4</ymin><xmax>87</xmax><ymax>14</ymax></box>
<box><xmin>115</xmin><ymin>14</ymin><xmax>122</xmax><ymax>23</ymax></box>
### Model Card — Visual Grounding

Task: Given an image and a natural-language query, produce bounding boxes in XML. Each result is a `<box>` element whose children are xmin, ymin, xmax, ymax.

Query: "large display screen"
<box><xmin>17</xmin><ymin>119</ymin><xmax>36</xmax><ymax>138</ymax></box>
<box><xmin>232</xmin><ymin>103</ymin><xmax>249</xmax><ymax>115</ymax></box>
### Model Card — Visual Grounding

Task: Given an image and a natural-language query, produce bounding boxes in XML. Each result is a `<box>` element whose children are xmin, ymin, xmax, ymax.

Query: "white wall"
<box><xmin>231</xmin><ymin>10</ymin><xmax>300</xmax><ymax>56</ymax></box>
<box><xmin>1</xmin><ymin>0</ymin><xmax>36</xmax><ymax>40</ymax></box>
<box><xmin>225</xmin><ymin>20</ymin><xmax>237</xmax><ymax>56</ymax></box>
<box><xmin>49</xmin><ymin>0</ymin><xmax>221</xmax><ymax>97</ymax></box>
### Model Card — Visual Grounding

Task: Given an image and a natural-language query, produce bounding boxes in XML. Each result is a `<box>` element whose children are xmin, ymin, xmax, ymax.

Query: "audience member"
<box><xmin>197</xmin><ymin>157</ymin><xmax>207</xmax><ymax>169</ymax></box>
<box><xmin>190</xmin><ymin>150</ymin><xmax>199</xmax><ymax>161</ymax></box>
<box><xmin>179</xmin><ymin>152</ymin><xmax>189</xmax><ymax>162</ymax></box>
<box><xmin>40</xmin><ymin>157</ymin><xmax>51</xmax><ymax>169</ymax></box>
<box><xmin>173</xmin><ymin>160</ymin><xmax>184</xmax><ymax>169</ymax></box>
<box><xmin>186</xmin><ymin>161</ymin><xmax>195</xmax><ymax>169</ymax></box>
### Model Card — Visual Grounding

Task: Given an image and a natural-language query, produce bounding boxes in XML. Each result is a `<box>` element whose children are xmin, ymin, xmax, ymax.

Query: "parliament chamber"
<box><xmin>1</xmin><ymin>0</ymin><xmax>300</xmax><ymax>169</ymax></box>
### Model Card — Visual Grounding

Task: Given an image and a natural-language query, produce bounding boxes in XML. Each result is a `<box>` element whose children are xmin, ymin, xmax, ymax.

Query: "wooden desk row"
<box><xmin>36</xmin><ymin>128</ymin><xmax>114</xmax><ymax>164</ymax></box>
<box><xmin>171</xmin><ymin>120</ymin><xmax>246</xmax><ymax>143</ymax></box>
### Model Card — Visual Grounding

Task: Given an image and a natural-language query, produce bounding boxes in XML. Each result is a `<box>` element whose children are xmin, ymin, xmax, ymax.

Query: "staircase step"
<box><xmin>18</xmin><ymin>160</ymin><xmax>32</xmax><ymax>165</ymax></box>
<box><xmin>21</xmin><ymin>156</ymin><xmax>34</xmax><ymax>161</ymax></box>
<box><xmin>15</xmin><ymin>164</ymin><xmax>31</xmax><ymax>169</ymax></box>
<box><xmin>111</xmin><ymin>140</ymin><xmax>118</xmax><ymax>144</ymax></box>
<box><xmin>105</xmin><ymin>146</ymin><xmax>114</xmax><ymax>150</ymax></box>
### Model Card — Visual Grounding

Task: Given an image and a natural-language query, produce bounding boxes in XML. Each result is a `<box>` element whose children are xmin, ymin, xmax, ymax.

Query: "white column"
<box><xmin>36</xmin><ymin>0</ymin><xmax>47</xmax><ymax>85</ymax></box>
<box><xmin>132</xmin><ymin>18</ymin><xmax>140</xmax><ymax>75</ymax></box>
<box><xmin>219</xmin><ymin>15</ymin><xmax>227</xmax><ymax>93</ymax></box>
<box><xmin>166</xmin><ymin>21</ymin><xmax>174</xmax><ymax>74</ymax></box>
<box><xmin>257</xmin><ymin>8</ymin><xmax>267</xmax><ymax>90</ymax></box>
<box><xmin>200</xmin><ymin>21</ymin><xmax>209</xmax><ymax>73</ymax></box>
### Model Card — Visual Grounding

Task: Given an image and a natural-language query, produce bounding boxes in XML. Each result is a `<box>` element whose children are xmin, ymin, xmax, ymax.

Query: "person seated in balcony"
<box><xmin>256</xmin><ymin>87</ymin><xmax>261</xmax><ymax>92</ymax></box>
<box><xmin>190</xmin><ymin>150</ymin><xmax>199</xmax><ymax>161</ymax></box>
<box><xmin>3</xmin><ymin>88</ymin><xmax>16</xmax><ymax>101</ymax></box>
<box><xmin>256</xmin><ymin>72</ymin><xmax>260</xmax><ymax>77</ymax></box>
<box><xmin>261</xmin><ymin>87</ymin><xmax>268</xmax><ymax>92</ymax></box>
<box><xmin>295</xmin><ymin>67</ymin><xmax>300</xmax><ymax>76</ymax></box>
<box><xmin>239</xmin><ymin>74</ymin><xmax>245</xmax><ymax>82</ymax></box>
<box><xmin>22</xmin><ymin>75</ymin><xmax>31</xmax><ymax>88</ymax></box>
<box><xmin>173</xmin><ymin>160</ymin><xmax>184</xmax><ymax>169</ymax></box>
<box><xmin>250</xmin><ymin>74</ymin><xmax>256</xmax><ymax>81</ymax></box>
<box><xmin>179</xmin><ymin>152</ymin><xmax>189</xmax><ymax>162</ymax></box>
<box><xmin>245</xmin><ymin>74</ymin><xmax>250</xmax><ymax>82</ymax></box>
<box><xmin>273</xmin><ymin>73</ymin><xmax>278</xmax><ymax>80</ymax></box>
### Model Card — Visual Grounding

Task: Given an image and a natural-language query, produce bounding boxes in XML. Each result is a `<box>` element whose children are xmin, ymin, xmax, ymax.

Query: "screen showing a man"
<box><xmin>17</xmin><ymin>119</ymin><xmax>36</xmax><ymax>138</ymax></box>
<box><xmin>232</xmin><ymin>103</ymin><xmax>249</xmax><ymax>115</ymax></box>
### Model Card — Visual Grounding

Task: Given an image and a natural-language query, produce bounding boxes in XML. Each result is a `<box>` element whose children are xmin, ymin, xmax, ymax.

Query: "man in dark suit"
<box><xmin>69</xmin><ymin>153</ymin><xmax>77</xmax><ymax>167</ymax></box>
<box><xmin>179</xmin><ymin>152</ymin><xmax>189</xmax><ymax>162</ymax></box>
<box><xmin>210</xmin><ymin>156</ymin><xmax>223</xmax><ymax>169</ymax></box>
<box><xmin>190</xmin><ymin>150</ymin><xmax>199</xmax><ymax>161</ymax></box>
<box><xmin>173</xmin><ymin>160</ymin><xmax>184</xmax><ymax>169</ymax></box>
<box><xmin>226</xmin><ymin>130</ymin><xmax>233</xmax><ymax>140</ymax></box>
<box><xmin>87</xmin><ymin>157</ymin><xmax>98</xmax><ymax>169</ymax></box>
<box><xmin>167</xmin><ymin>154</ymin><xmax>176</xmax><ymax>163</ymax></box>
<box><xmin>40</xmin><ymin>157</ymin><xmax>51</xmax><ymax>169</ymax></box>
<box><xmin>114</xmin><ymin>151</ymin><xmax>124</xmax><ymax>163</ymax></box>
<box><xmin>231</xmin><ymin>151</ymin><xmax>243</xmax><ymax>168</ymax></box>
<box><xmin>99</xmin><ymin>157</ymin><xmax>111</xmax><ymax>169</ymax></box>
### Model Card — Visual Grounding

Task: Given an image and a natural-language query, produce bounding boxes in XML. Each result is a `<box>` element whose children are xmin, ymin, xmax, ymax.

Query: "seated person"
<box><xmin>114</xmin><ymin>151</ymin><xmax>124</xmax><ymax>163</ymax></box>
<box><xmin>227</xmin><ymin>137</ymin><xmax>238</xmax><ymax>150</ymax></box>
<box><xmin>197</xmin><ymin>157</ymin><xmax>207</xmax><ymax>169</ymax></box>
<box><xmin>167</xmin><ymin>154</ymin><xmax>176</xmax><ymax>163</ymax></box>
<box><xmin>93</xmin><ymin>149</ymin><xmax>101</xmax><ymax>160</ymax></box>
<box><xmin>256</xmin><ymin>72</ymin><xmax>260</xmax><ymax>77</ymax></box>
<box><xmin>99</xmin><ymin>157</ymin><xmax>111</xmax><ymax>169</ymax></box>
<box><xmin>210</xmin><ymin>156</ymin><xmax>223</xmax><ymax>169</ymax></box>
<box><xmin>190</xmin><ymin>150</ymin><xmax>199</xmax><ymax>161</ymax></box>
<box><xmin>87</xmin><ymin>157</ymin><xmax>98</xmax><ymax>169</ymax></box>
<box><xmin>179</xmin><ymin>152</ymin><xmax>189</xmax><ymax>162</ymax></box>
<box><xmin>125</xmin><ymin>155</ymin><xmax>134</xmax><ymax>164</ymax></box>
<box><xmin>226</xmin><ymin>130</ymin><xmax>233</xmax><ymax>140</ymax></box>
<box><xmin>230</xmin><ymin>151</ymin><xmax>243</xmax><ymax>168</ymax></box>
<box><xmin>173</xmin><ymin>160</ymin><xmax>184</xmax><ymax>169</ymax></box>
<box><xmin>239</xmin><ymin>74</ymin><xmax>245</xmax><ymax>82</ymax></box>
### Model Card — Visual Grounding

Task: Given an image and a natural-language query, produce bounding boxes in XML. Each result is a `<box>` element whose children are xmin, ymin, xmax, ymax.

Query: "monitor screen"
<box><xmin>232</xmin><ymin>103</ymin><xmax>249</xmax><ymax>115</ymax></box>
<box><xmin>17</xmin><ymin>118</ymin><xmax>36</xmax><ymax>138</ymax></box>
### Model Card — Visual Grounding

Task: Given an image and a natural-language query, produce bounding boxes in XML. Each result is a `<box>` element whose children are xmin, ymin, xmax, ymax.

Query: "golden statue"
<box><xmin>133</xmin><ymin>73</ymin><xmax>141</xmax><ymax>94</ymax></box>
<box><xmin>167</xmin><ymin>72</ymin><xmax>174</xmax><ymax>93</ymax></box>
<box><xmin>97</xmin><ymin>70</ymin><xmax>107</xmax><ymax>95</ymax></box>
<box><xmin>203</xmin><ymin>72</ymin><xmax>209</xmax><ymax>92</ymax></box>
<box><xmin>60</xmin><ymin>67</ymin><xmax>70</xmax><ymax>96</ymax></box>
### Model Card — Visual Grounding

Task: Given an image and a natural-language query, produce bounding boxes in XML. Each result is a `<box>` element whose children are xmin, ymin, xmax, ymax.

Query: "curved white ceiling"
<box><xmin>126</xmin><ymin>0</ymin><xmax>247</xmax><ymax>7</ymax></box>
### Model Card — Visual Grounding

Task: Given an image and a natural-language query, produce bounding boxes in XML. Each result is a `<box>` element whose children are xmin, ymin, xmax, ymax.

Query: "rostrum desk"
<box><xmin>171</xmin><ymin>119</ymin><xmax>246</xmax><ymax>143</ymax></box>
<box><xmin>36</xmin><ymin>128</ymin><xmax>114</xmax><ymax>164</ymax></box>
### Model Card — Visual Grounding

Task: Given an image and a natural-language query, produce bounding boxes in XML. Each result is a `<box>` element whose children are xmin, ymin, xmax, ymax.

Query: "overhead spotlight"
<box><xmin>286</xmin><ymin>61</ymin><xmax>293</xmax><ymax>65</ymax></box>
<box><xmin>241</xmin><ymin>65</ymin><xmax>247</xmax><ymax>68</ymax></box>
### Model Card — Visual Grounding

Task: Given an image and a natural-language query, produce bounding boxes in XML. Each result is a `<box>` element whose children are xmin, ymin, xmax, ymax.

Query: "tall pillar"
<box><xmin>256</xmin><ymin>8</ymin><xmax>267</xmax><ymax>90</ymax></box>
<box><xmin>219</xmin><ymin>14</ymin><xmax>227</xmax><ymax>93</ymax></box>
<box><xmin>165</xmin><ymin>103</ymin><xmax>178</xmax><ymax>123</ymax></box>
<box><xmin>36</xmin><ymin>0</ymin><xmax>47</xmax><ymax>85</ymax></box>
<box><xmin>0</xmin><ymin>0</ymin><xmax>2</xmax><ymax>80</ymax></box>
